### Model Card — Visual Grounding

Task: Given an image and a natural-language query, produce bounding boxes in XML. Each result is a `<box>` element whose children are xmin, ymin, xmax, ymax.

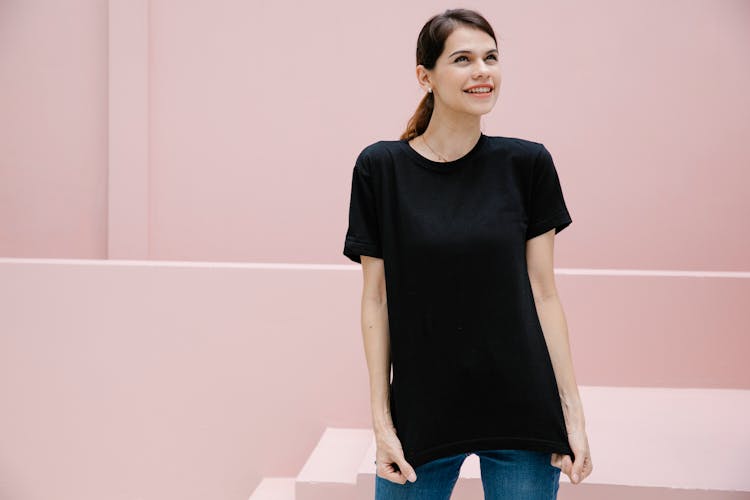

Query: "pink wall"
<box><xmin>0</xmin><ymin>0</ymin><xmax>108</xmax><ymax>257</ymax></box>
<box><xmin>0</xmin><ymin>260</ymin><xmax>378</xmax><ymax>499</ymax></box>
<box><xmin>1</xmin><ymin>0</ymin><xmax>748</xmax><ymax>266</ymax></box>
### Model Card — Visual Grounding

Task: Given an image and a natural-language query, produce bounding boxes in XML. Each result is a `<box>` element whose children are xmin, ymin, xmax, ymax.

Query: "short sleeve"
<box><xmin>525</xmin><ymin>145</ymin><xmax>573</xmax><ymax>240</ymax></box>
<box><xmin>343</xmin><ymin>154</ymin><xmax>383</xmax><ymax>263</ymax></box>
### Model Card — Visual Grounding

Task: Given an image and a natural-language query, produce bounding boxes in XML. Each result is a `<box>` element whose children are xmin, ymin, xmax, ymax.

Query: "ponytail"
<box><xmin>400</xmin><ymin>92</ymin><xmax>434</xmax><ymax>141</ymax></box>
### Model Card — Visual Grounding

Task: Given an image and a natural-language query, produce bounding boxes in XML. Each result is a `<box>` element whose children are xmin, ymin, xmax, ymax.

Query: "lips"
<box><xmin>464</xmin><ymin>84</ymin><xmax>494</xmax><ymax>93</ymax></box>
<box><xmin>464</xmin><ymin>88</ymin><xmax>493</xmax><ymax>96</ymax></box>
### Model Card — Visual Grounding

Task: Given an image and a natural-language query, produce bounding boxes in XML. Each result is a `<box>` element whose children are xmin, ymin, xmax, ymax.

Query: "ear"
<box><xmin>415</xmin><ymin>65</ymin><xmax>432</xmax><ymax>92</ymax></box>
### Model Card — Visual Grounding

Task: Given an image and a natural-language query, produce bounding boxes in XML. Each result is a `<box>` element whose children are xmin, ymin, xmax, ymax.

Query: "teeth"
<box><xmin>466</xmin><ymin>88</ymin><xmax>491</xmax><ymax>93</ymax></box>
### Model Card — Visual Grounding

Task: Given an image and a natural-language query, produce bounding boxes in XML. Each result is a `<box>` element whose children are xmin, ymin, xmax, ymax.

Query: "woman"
<box><xmin>343</xmin><ymin>8</ymin><xmax>593</xmax><ymax>499</ymax></box>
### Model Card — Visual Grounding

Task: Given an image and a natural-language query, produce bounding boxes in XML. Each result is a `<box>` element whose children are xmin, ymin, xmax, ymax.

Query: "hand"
<box><xmin>551</xmin><ymin>426</ymin><xmax>593</xmax><ymax>485</ymax></box>
<box><xmin>374</xmin><ymin>426</ymin><xmax>418</xmax><ymax>484</ymax></box>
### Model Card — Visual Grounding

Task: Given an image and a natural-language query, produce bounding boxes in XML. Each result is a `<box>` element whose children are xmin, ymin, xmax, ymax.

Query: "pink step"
<box><xmin>295</xmin><ymin>428</ymin><xmax>373</xmax><ymax>500</ymax></box>
<box><xmin>285</xmin><ymin>386</ymin><xmax>750</xmax><ymax>499</ymax></box>
<box><xmin>248</xmin><ymin>477</ymin><xmax>295</xmax><ymax>500</ymax></box>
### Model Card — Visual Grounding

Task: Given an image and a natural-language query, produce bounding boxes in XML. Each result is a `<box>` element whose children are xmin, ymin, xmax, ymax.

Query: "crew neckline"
<box><xmin>399</xmin><ymin>133</ymin><xmax>488</xmax><ymax>172</ymax></box>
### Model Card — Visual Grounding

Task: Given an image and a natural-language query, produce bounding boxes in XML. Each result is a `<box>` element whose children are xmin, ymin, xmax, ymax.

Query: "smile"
<box><xmin>464</xmin><ymin>88</ymin><xmax>493</xmax><ymax>97</ymax></box>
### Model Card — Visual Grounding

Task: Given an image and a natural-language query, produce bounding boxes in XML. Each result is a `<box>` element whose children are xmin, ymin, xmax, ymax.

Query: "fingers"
<box><xmin>398</xmin><ymin>459</ymin><xmax>417</xmax><ymax>483</ymax></box>
<box><xmin>561</xmin><ymin>454</ymin><xmax>574</xmax><ymax>477</ymax></box>
<box><xmin>569</xmin><ymin>451</ymin><xmax>584</xmax><ymax>484</ymax></box>
<box><xmin>550</xmin><ymin>452</ymin><xmax>563</xmax><ymax>470</ymax></box>
<box><xmin>379</xmin><ymin>462</ymin><xmax>405</xmax><ymax>484</ymax></box>
<box><xmin>555</xmin><ymin>452</ymin><xmax>592</xmax><ymax>485</ymax></box>
<box><xmin>580</xmin><ymin>454</ymin><xmax>593</xmax><ymax>481</ymax></box>
<box><xmin>376</xmin><ymin>456</ymin><xmax>417</xmax><ymax>484</ymax></box>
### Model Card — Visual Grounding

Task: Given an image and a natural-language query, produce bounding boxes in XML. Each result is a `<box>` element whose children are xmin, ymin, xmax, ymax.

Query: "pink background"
<box><xmin>1</xmin><ymin>0</ymin><xmax>749</xmax><ymax>499</ymax></box>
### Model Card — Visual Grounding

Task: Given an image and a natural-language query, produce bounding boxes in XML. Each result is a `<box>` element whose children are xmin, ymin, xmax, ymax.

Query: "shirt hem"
<box><xmin>405</xmin><ymin>436</ymin><xmax>574</xmax><ymax>470</ymax></box>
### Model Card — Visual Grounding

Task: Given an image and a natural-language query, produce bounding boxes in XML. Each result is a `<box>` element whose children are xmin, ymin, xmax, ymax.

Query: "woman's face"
<box><xmin>419</xmin><ymin>26</ymin><xmax>501</xmax><ymax>118</ymax></box>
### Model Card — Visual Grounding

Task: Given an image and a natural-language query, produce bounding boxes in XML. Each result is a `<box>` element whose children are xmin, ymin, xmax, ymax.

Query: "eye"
<box><xmin>455</xmin><ymin>54</ymin><xmax>499</xmax><ymax>62</ymax></box>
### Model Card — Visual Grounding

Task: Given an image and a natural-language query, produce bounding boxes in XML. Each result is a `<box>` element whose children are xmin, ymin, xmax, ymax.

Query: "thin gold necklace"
<box><xmin>420</xmin><ymin>133</ymin><xmax>481</xmax><ymax>162</ymax></box>
<box><xmin>420</xmin><ymin>135</ymin><xmax>448</xmax><ymax>162</ymax></box>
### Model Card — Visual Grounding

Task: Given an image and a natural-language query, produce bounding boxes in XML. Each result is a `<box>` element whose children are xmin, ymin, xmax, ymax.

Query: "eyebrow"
<box><xmin>448</xmin><ymin>48</ymin><xmax>499</xmax><ymax>58</ymax></box>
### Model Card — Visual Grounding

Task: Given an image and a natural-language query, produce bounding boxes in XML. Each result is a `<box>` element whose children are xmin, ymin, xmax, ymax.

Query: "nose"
<box><xmin>473</xmin><ymin>60</ymin><xmax>491</xmax><ymax>78</ymax></box>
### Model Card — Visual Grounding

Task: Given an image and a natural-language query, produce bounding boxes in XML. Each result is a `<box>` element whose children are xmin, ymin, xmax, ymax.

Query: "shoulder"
<box><xmin>483</xmin><ymin>134</ymin><xmax>546</xmax><ymax>159</ymax></box>
<box><xmin>357</xmin><ymin>139</ymin><xmax>403</xmax><ymax>161</ymax></box>
<box><xmin>354</xmin><ymin>139</ymin><xmax>404</xmax><ymax>173</ymax></box>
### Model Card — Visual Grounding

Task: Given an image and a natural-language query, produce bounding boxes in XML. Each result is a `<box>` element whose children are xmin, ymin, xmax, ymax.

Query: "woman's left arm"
<box><xmin>526</xmin><ymin>228</ymin><xmax>593</xmax><ymax>485</ymax></box>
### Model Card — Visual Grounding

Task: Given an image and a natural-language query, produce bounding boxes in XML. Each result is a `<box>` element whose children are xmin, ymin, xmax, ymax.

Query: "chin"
<box><xmin>468</xmin><ymin>104</ymin><xmax>496</xmax><ymax>116</ymax></box>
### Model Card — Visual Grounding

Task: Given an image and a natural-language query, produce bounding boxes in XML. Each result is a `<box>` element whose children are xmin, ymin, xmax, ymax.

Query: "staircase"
<box><xmin>249</xmin><ymin>387</ymin><xmax>750</xmax><ymax>499</ymax></box>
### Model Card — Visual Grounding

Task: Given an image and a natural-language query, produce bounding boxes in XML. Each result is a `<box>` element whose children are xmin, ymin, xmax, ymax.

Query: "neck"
<box><xmin>421</xmin><ymin>108</ymin><xmax>482</xmax><ymax>159</ymax></box>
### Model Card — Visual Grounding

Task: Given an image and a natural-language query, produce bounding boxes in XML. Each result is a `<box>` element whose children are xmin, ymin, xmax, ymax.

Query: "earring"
<box><xmin>427</xmin><ymin>87</ymin><xmax>432</xmax><ymax>93</ymax></box>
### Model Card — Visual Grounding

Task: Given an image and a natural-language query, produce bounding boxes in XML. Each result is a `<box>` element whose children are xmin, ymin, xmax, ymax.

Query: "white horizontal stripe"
<box><xmin>1</xmin><ymin>258</ymin><xmax>749</xmax><ymax>278</ymax></box>
<box><xmin>554</xmin><ymin>268</ymin><xmax>750</xmax><ymax>278</ymax></box>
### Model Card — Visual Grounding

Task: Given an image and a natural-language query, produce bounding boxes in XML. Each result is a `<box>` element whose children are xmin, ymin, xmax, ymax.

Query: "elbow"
<box><xmin>362</xmin><ymin>290</ymin><xmax>387</xmax><ymax>307</ymax></box>
<box><xmin>530</xmin><ymin>282</ymin><xmax>559</xmax><ymax>303</ymax></box>
<box><xmin>533</xmin><ymin>291</ymin><xmax>558</xmax><ymax>305</ymax></box>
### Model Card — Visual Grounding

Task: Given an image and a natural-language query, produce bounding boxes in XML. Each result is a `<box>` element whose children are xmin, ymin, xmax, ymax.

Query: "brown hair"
<box><xmin>399</xmin><ymin>9</ymin><xmax>498</xmax><ymax>141</ymax></box>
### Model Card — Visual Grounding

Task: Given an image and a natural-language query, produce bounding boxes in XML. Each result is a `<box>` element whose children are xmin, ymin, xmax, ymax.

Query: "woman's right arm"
<box><xmin>360</xmin><ymin>255</ymin><xmax>418</xmax><ymax>484</ymax></box>
<box><xmin>360</xmin><ymin>255</ymin><xmax>394</xmax><ymax>434</ymax></box>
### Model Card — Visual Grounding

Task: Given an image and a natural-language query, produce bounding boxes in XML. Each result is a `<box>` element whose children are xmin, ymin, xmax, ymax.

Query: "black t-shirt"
<box><xmin>343</xmin><ymin>132</ymin><xmax>575</xmax><ymax>469</ymax></box>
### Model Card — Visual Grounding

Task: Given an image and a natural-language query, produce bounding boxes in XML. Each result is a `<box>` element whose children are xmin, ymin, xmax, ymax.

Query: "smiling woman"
<box><xmin>343</xmin><ymin>8</ymin><xmax>592</xmax><ymax>499</ymax></box>
<box><xmin>400</xmin><ymin>14</ymin><xmax>502</xmax><ymax>154</ymax></box>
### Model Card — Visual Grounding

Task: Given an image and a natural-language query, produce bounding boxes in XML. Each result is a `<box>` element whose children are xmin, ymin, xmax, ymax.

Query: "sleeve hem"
<box><xmin>343</xmin><ymin>237</ymin><xmax>383</xmax><ymax>263</ymax></box>
<box><xmin>526</xmin><ymin>210</ymin><xmax>572</xmax><ymax>240</ymax></box>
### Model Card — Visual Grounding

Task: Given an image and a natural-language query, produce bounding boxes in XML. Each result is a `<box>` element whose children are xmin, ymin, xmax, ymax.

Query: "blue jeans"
<box><xmin>375</xmin><ymin>449</ymin><xmax>561</xmax><ymax>499</ymax></box>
